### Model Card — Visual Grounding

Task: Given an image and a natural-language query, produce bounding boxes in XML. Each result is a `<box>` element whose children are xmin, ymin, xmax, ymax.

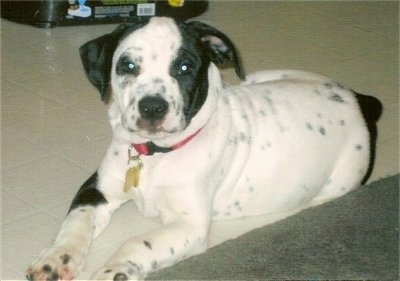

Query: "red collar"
<box><xmin>132</xmin><ymin>128</ymin><xmax>203</xmax><ymax>156</ymax></box>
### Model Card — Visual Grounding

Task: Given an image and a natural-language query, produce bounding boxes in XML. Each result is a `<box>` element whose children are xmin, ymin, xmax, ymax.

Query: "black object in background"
<box><xmin>0</xmin><ymin>0</ymin><xmax>208</xmax><ymax>28</ymax></box>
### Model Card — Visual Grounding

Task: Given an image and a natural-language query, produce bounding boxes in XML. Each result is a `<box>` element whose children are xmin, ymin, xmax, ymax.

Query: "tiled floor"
<box><xmin>1</xmin><ymin>1</ymin><xmax>399</xmax><ymax>280</ymax></box>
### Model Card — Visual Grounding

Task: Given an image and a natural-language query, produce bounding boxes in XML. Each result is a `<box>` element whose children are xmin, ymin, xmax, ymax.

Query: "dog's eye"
<box><xmin>116</xmin><ymin>57</ymin><xmax>140</xmax><ymax>76</ymax></box>
<box><xmin>178</xmin><ymin>62</ymin><xmax>193</xmax><ymax>76</ymax></box>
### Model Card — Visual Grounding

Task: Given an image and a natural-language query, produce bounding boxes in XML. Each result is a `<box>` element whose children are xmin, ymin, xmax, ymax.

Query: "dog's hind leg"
<box><xmin>26</xmin><ymin>172</ymin><xmax>122</xmax><ymax>281</ymax></box>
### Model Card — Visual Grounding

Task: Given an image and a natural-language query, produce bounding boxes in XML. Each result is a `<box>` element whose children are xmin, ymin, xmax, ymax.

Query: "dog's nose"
<box><xmin>138</xmin><ymin>96</ymin><xmax>169</xmax><ymax>121</ymax></box>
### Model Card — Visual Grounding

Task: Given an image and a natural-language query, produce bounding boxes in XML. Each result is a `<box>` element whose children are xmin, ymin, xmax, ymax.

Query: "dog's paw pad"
<box><xmin>26</xmin><ymin>264</ymin><xmax>73</xmax><ymax>281</ymax></box>
<box><xmin>27</xmin><ymin>249</ymin><xmax>79</xmax><ymax>281</ymax></box>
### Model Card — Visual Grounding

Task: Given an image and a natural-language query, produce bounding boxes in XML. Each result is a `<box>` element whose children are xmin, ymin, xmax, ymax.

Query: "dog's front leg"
<box><xmin>92</xmin><ymin>188</ymin><xmax>211</xmax><ymax>281</ymax></box>
<box><xmin>26</xmin><ymin>172</ymin><xmax>123</xmax><ymax>281</ymax></box>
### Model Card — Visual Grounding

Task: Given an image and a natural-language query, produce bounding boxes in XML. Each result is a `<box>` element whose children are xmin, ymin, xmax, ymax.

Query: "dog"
<box><xmin>27</xmin><ymin>17</ymin><xmax>382</xmax><ymax>281</ymax></box>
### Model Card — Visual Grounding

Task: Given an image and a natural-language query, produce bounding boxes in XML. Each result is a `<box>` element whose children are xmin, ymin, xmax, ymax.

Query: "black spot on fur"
<box><xmin>105</xmin><ymin>269</ymin><xmax>112</xmax><ymax>273</ymax></box>
<box><xmin>329</xmin><ymin>92</ymin><xmax>345</xmax><ymax>103</ymax></box>
<box><xmin>160</xmin><ymin>85</ymin><xmax>167</xmax><ymax>94</ymax></box>
<box><xmin>50</xmin><ymin>272</ymin><xmax>59</xmax><ymax>281</ymax></box>
<box><xmin>153</xmin><ymin>78</ymin><xmax>163</xmax><ymax>84</ymax></box>
<box><xmin>42</xmin><ymin>265</ymin><xmax>52</xmax><ymax>273</ymax></box>
<box><xmin>126</xmin><ymin>261</ymin><xmax>142</xmax><ymax>273</ymax></box>
<box><xmin>319</xmin><ymin>127</ymin><xmax>326</xmax><ymax>135</ymax></box>
<box><xmin>355</xmin><ymin>144</ymin><xmax>363</xmax><ymax>151</ymax></box>
<box><xmin>128</xmin><ymin>268</ymin><xmax>135</xmax><ymax>275</ymax></box>
<box><xmin>127</xmin><ymin>260</ymin><xmax>137</xmax><ymax>267</ymax></box>
<box><xmin>152</xmin><ymin>261</ymin><xmax>158</xmax><ymax>270</ymax></box>
<box><xmin>306</xmin><ymin>122</ymin><xmax>313</xmax><ymax>130</ymax></box>
<box><xmin>170</xmin><ymin>247</ymin><xmax>175</xmax><ymax>255</ymax></box>
<box><xmin>144</xmin><ymin>240</ymin><xmax>152</xmax><ymax>250</ymax></box>
<box><xmin>234</xmin><ymin>200</ymin><xmax>242</xmax><ymax>211</ymax></box>
<box><xmin>113</xmin><ymin>273</ymin><xmax>128</xmax><ymax>281</ymax></box>
<box><xmin>184</xmin><ymin>239</ymin><xmax>189</xmax><ymax>247</ymax></box>
<box><xmin>60</xmin><ymin>254</ymin><xmax>70</xmax><ymax>265</ymax></box>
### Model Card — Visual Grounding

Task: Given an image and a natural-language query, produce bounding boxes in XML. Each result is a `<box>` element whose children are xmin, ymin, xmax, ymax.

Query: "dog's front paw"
<box><xmin>92</xmin><ymin>263</ymin><xmax>144</xmax><ymax>281</ymax></box>
<box><xmin>26</xmin><ymin>247</ymin><xmax>82</xmax><ymax>281</ymax></box>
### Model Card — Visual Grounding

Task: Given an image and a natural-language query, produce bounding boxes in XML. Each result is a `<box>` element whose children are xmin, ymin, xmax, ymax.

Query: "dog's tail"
<box><xmin>354</xmin><ymin>91</ymin><xmax>383</xmax><ymax>184</ymax></box>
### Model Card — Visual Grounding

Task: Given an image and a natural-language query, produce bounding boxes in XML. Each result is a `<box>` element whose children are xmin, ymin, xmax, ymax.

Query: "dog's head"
<box><xmin>80</xmin><ymin>17</ymin><xmax>244</xmax><ymax>140</ymax></box>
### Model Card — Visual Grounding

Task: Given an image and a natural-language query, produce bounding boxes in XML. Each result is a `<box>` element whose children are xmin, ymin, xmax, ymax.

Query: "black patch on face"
<box><xmin>116</xmin><ymin>55</ymin><xmax>140</xmax><ymax>76</ymax></box>
<box><xmin>169</xmin><ymin>24</ymin><xmax>211</xmax><ymax>124</ymax></box>
<box><xmin>79</xmin><ymin>20</ymin><xmax>149</xmax><ymax>102</ymax></box>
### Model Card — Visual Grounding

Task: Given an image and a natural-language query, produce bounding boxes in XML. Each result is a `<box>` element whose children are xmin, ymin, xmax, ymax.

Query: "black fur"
<box><xmin>354</xmin><ymin>92</ymin><xmax>383</xmax><ymax>184</ymax></box>
<box><xmin>68</xmin><ymin>172</ymin><xmax>107</xmax><ymax>213</ymax></box>
<box><xmin>79</xmin><ymin>21</ymin><xmax>146</xmax><ymax>101</ymax></box>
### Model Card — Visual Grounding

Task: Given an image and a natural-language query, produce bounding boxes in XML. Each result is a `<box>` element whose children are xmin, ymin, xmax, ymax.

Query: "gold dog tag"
<box><xmin>123</xmin><ymin>155</ymin><xmax>143</xmax><ymax>192</ymax></box>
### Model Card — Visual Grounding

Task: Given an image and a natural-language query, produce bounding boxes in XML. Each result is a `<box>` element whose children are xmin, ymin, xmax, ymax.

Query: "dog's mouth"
<box><xmin>122</xmin><ymin>116</ymin><xmax>180</xmax><ymax>139</ymax></box>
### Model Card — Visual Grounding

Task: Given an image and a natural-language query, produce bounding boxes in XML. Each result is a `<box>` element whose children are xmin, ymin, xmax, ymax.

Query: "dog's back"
<box><xmin>210</xmin><ymin>74</ymin><xmax>381</xmax><ymax>219</ymax></box>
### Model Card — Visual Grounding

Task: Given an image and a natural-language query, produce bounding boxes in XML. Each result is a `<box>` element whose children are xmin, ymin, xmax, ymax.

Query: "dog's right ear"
<box><xmin>79</xmin><ymin>24</ymin><xmax>130</xmax><ymax>102</ymax></box>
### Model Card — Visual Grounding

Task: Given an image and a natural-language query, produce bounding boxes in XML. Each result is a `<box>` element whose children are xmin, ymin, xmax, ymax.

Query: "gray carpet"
<box><xmin>149</xmin><ymin>174</ymin><xmax>399</xmax><ymax>280</ymax></box>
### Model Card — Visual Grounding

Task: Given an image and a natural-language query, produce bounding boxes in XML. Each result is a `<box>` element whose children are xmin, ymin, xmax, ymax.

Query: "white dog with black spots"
<box><xmin>27</xmin><ymin>17</ymin><xmax>382</xmax><ymax>281</ymax></box>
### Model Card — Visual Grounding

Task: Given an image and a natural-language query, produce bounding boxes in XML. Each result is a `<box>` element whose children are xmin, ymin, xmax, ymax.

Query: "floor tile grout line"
<box><xmin>2</xmin><ymin>127</ymin><xmax>107</xmax><ymax>174</ymax></box>
<box><xmin>2</xmin><ymin>83</ymin><xmax>110</xmax><ymax>126</ymax></box>
<box><xmin>1</xmin><ymin>188</ymin><xmax>71</xmax><ymax>224</ymax></box>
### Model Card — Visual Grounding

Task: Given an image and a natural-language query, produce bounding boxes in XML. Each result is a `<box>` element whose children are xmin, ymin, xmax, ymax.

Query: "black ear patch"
<box><xmin>185</xmin><ymin>21</ymin><xmax>245</xmax><ymax>80</ymax></box>
<box><xmin>79</xmin><ymin>22</ymin><xmax>145</xmax><ymax>102</ymax></box>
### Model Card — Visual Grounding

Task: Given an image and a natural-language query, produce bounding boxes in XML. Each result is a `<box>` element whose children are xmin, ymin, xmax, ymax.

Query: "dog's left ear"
<box><xmin>186</xmin><ymin>21</ymin><xmax>245</xmax><ymax>80</ymax></box>
<box><xmin>79</xmin><ymin>24</ymin><xmax>130</xmax><ymax>102</ymax></box>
